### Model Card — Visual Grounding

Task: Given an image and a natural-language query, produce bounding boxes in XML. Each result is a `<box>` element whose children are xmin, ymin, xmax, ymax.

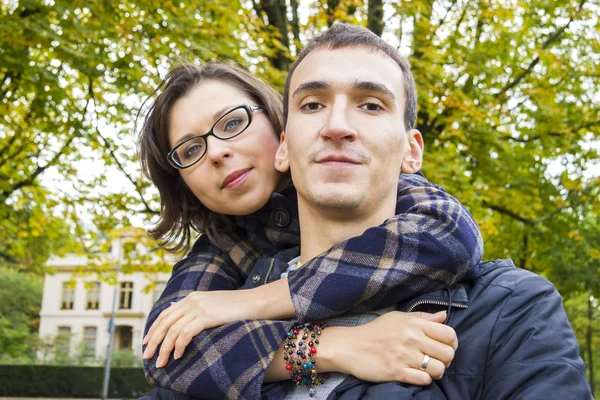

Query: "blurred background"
<box><xmin>0</xmin><ymin>0</ymin><xmax>598</xmax><ymax>397</ymax></box>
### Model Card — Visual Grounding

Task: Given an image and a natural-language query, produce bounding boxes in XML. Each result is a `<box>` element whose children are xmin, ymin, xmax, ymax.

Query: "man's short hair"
<box><xmin>283</xmin><ymin>23</ymin><xmax>417</xmax><ymax>131</ymax></box>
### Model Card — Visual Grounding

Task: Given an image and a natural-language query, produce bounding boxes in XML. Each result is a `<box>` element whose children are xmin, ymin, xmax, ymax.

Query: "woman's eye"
<box><xmin>301</xmin><ymin>102</ymin><xmax>323</xmax><ymax>112</ymax></box>
<box><xmin>184</xmin><ymin>143</ymin><xmax>204</xmax><ymax>159</ymax></box>
<box><xmin>224</xmin><ymin>118</ymin><xmax>242</xmax><ymax>131</ymax></box>
<box><xmin>361</xmin><ymin>102</ymin><xmax>383</xmax><ymax>112</ymax></box>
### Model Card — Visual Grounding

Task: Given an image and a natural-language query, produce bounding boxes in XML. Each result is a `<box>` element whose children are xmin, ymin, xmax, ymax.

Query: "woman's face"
<box><xmin>168</xmin><ymin>79</ymin><xmax>283</xmax><ymax>215</ymax></box>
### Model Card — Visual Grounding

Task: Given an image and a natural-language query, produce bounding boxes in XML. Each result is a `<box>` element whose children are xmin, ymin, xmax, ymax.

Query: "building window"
<box><xmin>153</xmin><ymin>282</ymin><xmax>166</xmax><ymax>304</ymax></box>
<box><xmin>119</xmin><ymin>281</ymin><xmax>133</xmax><ymax>310</ymax></box>
<box><xmin>57</xmin><ymin>326</ymin><xmax>71</xmax><ymax>354</ymax></box>
<box><xmin>83</xmin><ymin>326</ymin><xmax>97</xmax><ymax>358</ymax></box>
<box><xmin>86</xmin><ymin>282</ymin><xmax>100</xmax><ymax>310</ymax></box>
<box><xmin>61</xmin><ymin>283</ymin><xmax>75</xmax><ymax>310</ymax></box>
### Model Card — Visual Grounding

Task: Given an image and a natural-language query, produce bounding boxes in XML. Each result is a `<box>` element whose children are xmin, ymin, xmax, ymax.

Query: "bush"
<box><xmin>0</xmin><ymin>364</ymin><xmax>153</xmax><ymax>398</ymax></box>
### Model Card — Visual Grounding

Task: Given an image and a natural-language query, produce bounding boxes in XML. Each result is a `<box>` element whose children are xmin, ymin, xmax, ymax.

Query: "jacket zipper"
<box><xmin>263</xmin><ymin>259</ymin><xmax>275</xmax><ymax>284</ymax></box>
<box><xmin>405</xmin><ymin>299</ymin><xmax>468</xmax><ymax>313</ymax></box>
<box><xmin>321</xmin><ymin>299</ymin><xmax>467</xmax><ymax>399</ymax></box>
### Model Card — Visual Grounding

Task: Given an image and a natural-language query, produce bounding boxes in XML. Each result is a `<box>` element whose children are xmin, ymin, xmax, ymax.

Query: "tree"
<box><xmin>564</xmin><ymin>293</ymin><xmax>599</xmax><ymax>395</ymax></box>
<box><xmin>0</xmin><ymin>0</ymin><xmax>266</xmax><ymax>270</ymax></box>
<box><xmin>1</xmin><ymin>0</ymin><xmax>598</xmax><ymax>367</ymax></box>
<box><xmin>0</xmin><ymin>267</ymin><xmax>43</xmax><ymax>361</ymax></box>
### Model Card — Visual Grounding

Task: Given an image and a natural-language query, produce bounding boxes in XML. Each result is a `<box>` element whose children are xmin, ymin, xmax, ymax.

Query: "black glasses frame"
<box><xmin>167</xmin><ymin>104</ymin><xmax>265</xmax><ymax>169</ymax></box>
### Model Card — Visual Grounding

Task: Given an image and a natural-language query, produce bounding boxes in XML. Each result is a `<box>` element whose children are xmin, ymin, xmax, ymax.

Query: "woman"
<box><xmin>138</xmin><ymin>61</ymin><xmax>482</xmax><ymax>398</ymax></box>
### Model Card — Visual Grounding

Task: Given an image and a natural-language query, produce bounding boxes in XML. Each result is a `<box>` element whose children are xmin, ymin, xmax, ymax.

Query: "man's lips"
<box><xmin>314</xmin><ymin>154</ymin><xmax>362</xmax><ymax>165</ymax></box>
<box><xmin>222</xmin><ymin>168</ymin><xmax>252</xmax><ymax>189</ymax></box>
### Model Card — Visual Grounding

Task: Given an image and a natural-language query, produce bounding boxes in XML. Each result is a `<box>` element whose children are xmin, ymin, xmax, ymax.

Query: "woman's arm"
<box><xmin>145</xmin><ymin>173</ymin><xmax>483</xmax><ymax>360</ymax></box>
<box><xmin>145</xmin><ymin>308</ymin><xmax>456</xmax><ymax>399</ymax></box>
<box><xmin>143</xmin><ymin>234</ymin><xmax>289</xmax><ymax>399</ymax></box>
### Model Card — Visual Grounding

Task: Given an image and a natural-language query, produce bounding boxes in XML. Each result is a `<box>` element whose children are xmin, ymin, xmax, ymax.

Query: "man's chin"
<box><xmin>306</xmin><ymin>185</ymin><xmax>365</xmax><ymax>212</ymax></box>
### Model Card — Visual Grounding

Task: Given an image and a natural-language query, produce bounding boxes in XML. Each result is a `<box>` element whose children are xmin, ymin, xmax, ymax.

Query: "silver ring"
<box><xmin>420</xmin><ymin>354</ymin><xmax>431</xmax><ymax>371</ymax></box>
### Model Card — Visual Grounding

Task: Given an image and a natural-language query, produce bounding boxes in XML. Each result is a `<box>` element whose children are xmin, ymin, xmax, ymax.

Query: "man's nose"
<box><xmin>204</xmin><ymin>135</ymin><xmax>233</xmax><ymax>166</ymax></box>
<box><xmin>320</xmin><ymin>100</ymin><xmax>357</xmax><ymax>143</ymax></box>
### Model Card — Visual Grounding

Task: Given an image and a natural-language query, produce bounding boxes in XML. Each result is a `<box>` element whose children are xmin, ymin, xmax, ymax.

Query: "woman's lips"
<box><xmin>222</xmin><ymin>168</ymin><xmax>252</xmax><ymax>189</ymax></box>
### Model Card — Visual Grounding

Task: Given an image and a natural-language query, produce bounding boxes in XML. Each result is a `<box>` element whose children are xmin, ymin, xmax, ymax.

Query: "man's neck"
<box><xmin>297</xmin><ymin>196</ymin><xmax>396</xmax><ymax>264</ymax></box>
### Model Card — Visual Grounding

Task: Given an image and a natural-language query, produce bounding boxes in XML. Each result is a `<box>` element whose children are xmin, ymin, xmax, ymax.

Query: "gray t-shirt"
<box><xmin>282</xmin><ymin>257</ymin><xmax>396</xmax><ymax>399</ymax></box>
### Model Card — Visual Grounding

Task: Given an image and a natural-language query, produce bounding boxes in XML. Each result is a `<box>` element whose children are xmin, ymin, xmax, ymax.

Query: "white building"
<box><xmin>38</xmin><ymin>227</ymin><xmax>173</xmax><ymax>362</ymax></box>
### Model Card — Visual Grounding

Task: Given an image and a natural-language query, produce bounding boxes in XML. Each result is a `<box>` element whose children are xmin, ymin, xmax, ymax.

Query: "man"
<box><xmin>261</xmin><ymin>23</ymin><xmax>591</xmax><ymax>398</ymax></box>
<box><xmin>143</xmin><ymin>23</ymin><xmax>591</xmax><ymax>399</ymax></box>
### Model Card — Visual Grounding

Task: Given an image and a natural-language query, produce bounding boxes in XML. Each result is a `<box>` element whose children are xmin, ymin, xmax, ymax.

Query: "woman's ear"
<box><xmin>275</xmin><ymin>132</ymin><xmax>290</xmax><ymax>172</ymax></box>
<box><xmin>401</xmin><ymin>129</ymin><xmax>424</xmax><ymax>174</ymax></box>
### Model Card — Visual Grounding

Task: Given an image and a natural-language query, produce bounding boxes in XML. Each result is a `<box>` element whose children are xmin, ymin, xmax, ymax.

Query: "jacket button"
<box><xmin>252</xmin><ymin>274</ymin><xmax>261</xmax><ymax>284</ymax></box>
<box><xmin>271</xmin><ymin>208</ymin><xmax>290</xmax><ymax>228</ymax></box>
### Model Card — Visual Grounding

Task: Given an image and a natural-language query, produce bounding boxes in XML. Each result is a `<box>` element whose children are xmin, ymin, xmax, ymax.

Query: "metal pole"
<box><xmin>102</xmin><ymin>237</ymin><xmax>122</xmax><ymax>400</ymax></box>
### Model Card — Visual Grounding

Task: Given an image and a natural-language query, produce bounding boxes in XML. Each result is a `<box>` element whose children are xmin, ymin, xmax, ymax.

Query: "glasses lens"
<box><xmin>214</xmin><ymin>107</ymin><xmax>250</xmax><ymax>139</ymax></box>
<box><xmin>174</xmin><ymin>137</ymin><xmax>206</xmax><ymax>167</ymax></box>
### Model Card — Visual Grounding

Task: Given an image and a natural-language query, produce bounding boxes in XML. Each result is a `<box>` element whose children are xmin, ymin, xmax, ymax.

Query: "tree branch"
<box><xmin>0</xmin><ymin>91</ymin><xmax>92</xmax><ymax>199</ymax></box>
<box><xmin>0</xmin><ymin>250</ymin><xmax>18</xmax><ymax>264</ymax></box>
<box><xmin>499</xmin><ymin>118</ymin><xmax>600</xmax><ymax>143</ymax></box>
<box><xmin>483</xmin><ymin>200</ymin><xmax>566</xmax><ymax>226</ymax></box>
<box><xmin>496</xmin><ymin>0</ymin><xmax>586</xmax><ymax>97</ymax></box>
<box><xmin>432</xmin><ymin>0</ymin><xmax>459</xmax><ymax>39</ymax></box>
<box><xmin>88</xmin><ymin>77</ymin><xmax>158</xmax><ymax>216</ymax></box>
<box><xmin>450</xmin><ymin>0</ymin><xmax>471</xmax><ymax>42</ymax></box>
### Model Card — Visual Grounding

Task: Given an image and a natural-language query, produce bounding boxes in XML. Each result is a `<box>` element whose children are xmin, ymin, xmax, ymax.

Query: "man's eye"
<box><xmin>361</xmin><ymin>102</ymin><xmax>383</xmax><ymax>112</ymax></box>
<box><xmin>300</xmin><ymin>102</ymin><xmax>323</xmax><ymax>111</ymax></box>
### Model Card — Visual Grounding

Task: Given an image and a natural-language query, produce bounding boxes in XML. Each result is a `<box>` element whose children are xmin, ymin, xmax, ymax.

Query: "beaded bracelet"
<box><xmin>284</xmin><ymin>322</ymin><xmax>329</xmax><ymax>397</ymax></box>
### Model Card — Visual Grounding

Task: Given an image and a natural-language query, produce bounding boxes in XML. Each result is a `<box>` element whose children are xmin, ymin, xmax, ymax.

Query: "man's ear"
<box><xmin>275</xmin><ymin>132</ymin><xmax>290</xmax><ymax>173</ymax></box>
<box><xmin>401</xmin><ymin>129</ymin><xmax>424</xmax><ymax>173</ymax></box>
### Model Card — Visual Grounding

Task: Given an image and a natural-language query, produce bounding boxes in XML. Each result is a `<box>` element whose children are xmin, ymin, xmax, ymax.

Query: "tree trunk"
<box><xmin>259</xmin><ymin>0</ymin><xmax>291</xmax><ymax>71</ymax></box>
<box><xmin>367</xmin><ymin>0</ymin><xmax>384</xmax><ymax>36</ymax></box>
<box><xmin>289</xmin><ymin>0</ymin><xmax>301</xmax><ymax>53</ymax></box>
<box><xmin>588</xmin><ymin>297</ymin><xmax>596</xmax><ymax>395</ymax></box>
<box><xmin>520</xmin><ymin>231</ymin><xmax>529</xmax><ymax>270</ymax></box>
<box><xmin>327</xmin><ymin>0</ymin><xmax>341</xmax><ymax>27</ymax></box>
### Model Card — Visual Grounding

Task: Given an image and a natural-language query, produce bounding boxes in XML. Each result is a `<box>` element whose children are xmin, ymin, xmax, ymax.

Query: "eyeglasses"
<box><xmin>167</xmin><ymin>104</ymin><xmax>266</xmax><ymax>169</ymax></box>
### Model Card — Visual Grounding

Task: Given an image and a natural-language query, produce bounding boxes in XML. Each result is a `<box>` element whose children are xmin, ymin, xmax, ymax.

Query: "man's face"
<box><xmin>278</xmin><ymin>46</ymin><xmax>420</xmax><ymax>216</ymax></box>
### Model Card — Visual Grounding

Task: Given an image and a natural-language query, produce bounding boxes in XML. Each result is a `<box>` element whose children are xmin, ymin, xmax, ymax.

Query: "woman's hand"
<box><xmin>143</xmin><ymin>279</ymin><xmax>296</xmax><ymax>368</ymax></box>
<box><xmin>143</xmin><ymin>290</ymin><xmax>256</xmax><ymax>367</ymax></box>
<box><xmin>320</xmin><ymin>311</ymin><xmax>457</xmax><ymax>385</ymax></box>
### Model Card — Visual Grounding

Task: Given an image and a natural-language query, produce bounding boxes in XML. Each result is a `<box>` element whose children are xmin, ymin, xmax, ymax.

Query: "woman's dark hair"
<box><xmin>138</xmin><ymin>61</ymin><xmax>284</xmax><ymax>255</ymax></box>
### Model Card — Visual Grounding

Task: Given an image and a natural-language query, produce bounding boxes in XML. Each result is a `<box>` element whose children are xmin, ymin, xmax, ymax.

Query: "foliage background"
<box><xmin>1</xmin><ymin>0</ymin><xmax>598</xmax><ymax>394</ymax></box>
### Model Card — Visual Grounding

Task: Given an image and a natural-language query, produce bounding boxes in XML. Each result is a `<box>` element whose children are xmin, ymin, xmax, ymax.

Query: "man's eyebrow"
<box><xmin>292</xmin><ymin>80</ymin><xmax>331</xmax><ymax>99</ymax></box>
<box><xmin>353</xmin><ymin>80</ymin><xmax>396</xmax><ymax>101</ymax></box>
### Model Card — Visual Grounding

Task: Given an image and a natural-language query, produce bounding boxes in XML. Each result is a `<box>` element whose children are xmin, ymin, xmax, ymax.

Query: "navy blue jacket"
<box><xmin>259</xmin><ymin>258</ymin><xmax>591</xmax><ymax>399</ymax></box>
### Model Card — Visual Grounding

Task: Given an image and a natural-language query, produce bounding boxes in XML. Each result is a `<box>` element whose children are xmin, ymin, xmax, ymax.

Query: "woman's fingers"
<box><xmin>415</xmin><ymin>352</ymin><xmax>447</xmax><ymax>380</ymax></box>
<box><xmin>156</xmin><ymin>314</ymin><xmax>196</xmax><ymax>368</ymax></box>
<box><xmin>396</xmin><ymin>367</ymin><xmax>434</xmax><ymax>386</ymax></box>
<box><xmin>418</xmin><ymin>336</ymin><xmax>456</xmax><ymax>368</ymax></box>
<box><xmin>411</xmin><ymin>311</ymin><xmax>447</xmax><ymax>324</ymax></box>
<box><xmin>143</xmin><ymin>302</ymin><xmax>178</xmax><ymax>345</ymax></box>
<box><xmin>143</xmin><ymin>306</ymin><xmax>186</xmax><ymax>360</ymax></box>
<box><xmin>421</xmin><ymin>320</ymin><xmax>458</xmax><ymax>351</ymax></box>
<box><xmin>174</xmin><ymin>318</ymin><xmax>207</xmax><ymax>360</ymax></box>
